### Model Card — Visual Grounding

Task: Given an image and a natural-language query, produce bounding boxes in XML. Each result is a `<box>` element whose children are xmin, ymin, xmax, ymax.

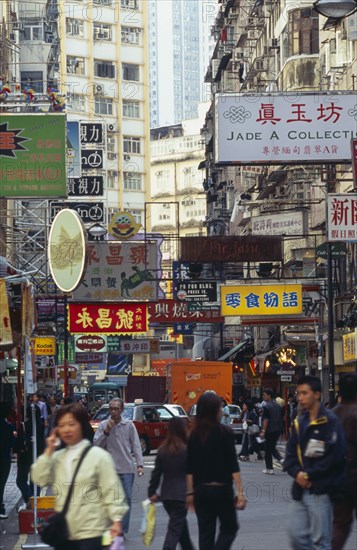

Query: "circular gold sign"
<box><xmin>48</xmin><ymin>209</ymin><xmax>87</xmax><ymax>293</ymax></box>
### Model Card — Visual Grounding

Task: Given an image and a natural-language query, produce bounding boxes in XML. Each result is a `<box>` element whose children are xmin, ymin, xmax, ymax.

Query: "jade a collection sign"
<box><xmin>215</xmin><ymin>93</ymin><xmax>357</xmax><ymax>164</ymax></box>
<box><xmin>0</xmin><ymin>114</ymin><xmax>66</xmax><ymax>197</ymax></box>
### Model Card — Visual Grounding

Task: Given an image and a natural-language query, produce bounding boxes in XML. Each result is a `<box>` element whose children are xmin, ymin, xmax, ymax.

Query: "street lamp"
<box><xmin>313</xmin><ymin>0</ymin><xmax>357</xmax><ymax>18</ymax></box>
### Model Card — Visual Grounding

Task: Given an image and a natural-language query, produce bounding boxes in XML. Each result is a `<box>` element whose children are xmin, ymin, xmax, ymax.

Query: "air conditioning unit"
<box><xmin>108</xmin><ymin>152</ymin><xmax>117</xmax><ymax>160</ymax></box>
<box><xmin>123</xmin><ymin>154</ymin><xmax>131</xmax><ymax>161</ymax></box>
<box><xmin>107</xmin><ymin>123</ymin><xmax>117</xmax><ymax>133</ymax></box>
<box><xmin>247</xmin><ymin>30</ymin><xmax>259</xmax><ymax>40</ymax></box>
<box><xmin>94</xmin><ymin>84</ymin><xmax>103</xmax><ymax>95</ymax></box>
<box><xmin>256</xmin><ymin>59</ymin><xmax>267</xmax><ymax>71</ymax></box>
<box><xmin>107</xmin><ymin>136</ymin><xmax>116</xmax><ymax>146</ymax></box>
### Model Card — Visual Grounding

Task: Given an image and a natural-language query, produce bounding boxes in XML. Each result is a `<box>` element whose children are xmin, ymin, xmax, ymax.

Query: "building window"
<box><xmin>127</xmin><ymin>209</ymin><xmax>142</xmax><ymax>224</ymax></box>
<box><xmin>156</xmin><ymin>170</ymin><xmax>170</xmax><ymax>192</ymax></box>
<box><xmin>93</xmin><ymin>23</ymin><xmax>112</xmax><ymax>41</ymax></box>
<box><xmin>124</xmin><ymin>172</ymin><xmax>142</xmax><ymax>190</ymax></box>
<box><xmin>67</xmin><ymin>56</ymin><xmax>85</xmax><ymax>75</ymax></box>
<box><xmin>95</xmin><ymin>97</ymin><xmax>113</xmax><ymax>115</ymax></box>
<box><xmin>122</xmin><ymin>100</ymin><xmax>140</xmax><ymax>118</ymax></box>
<box><xmin>107</xmin><ymin>170</ymin><xmax>118</xmax><ymax>189</ymax></box>
<box><xmin>23</xmin><ymin>21</ymin><xmax>43</xmax><ymax>41</ymax></box>
<box><xmin>121</xmin><ymin>0</ymin><xmax>139</xmax><ymax>9</ymax></box>
<box><xmin>123</xmin><ymin>136</ymin><xmax>141</xmax><ymax>154</ymax></box>
<box><xmin>287</xmin><ymin>8</ymin><xmax>319</xmax><ymax>56</ymax></box>
<box><xmin>122</xmin><ymin>63</ymin><xmax>139</xmax><ymax>81</ymax></box>
<box><xmin>66</xmin><ymin>18</ymin><xmax>84</xmax><ymax>37</ymax></box>
<box><xmin>70</xmin><ymin>94</ymin><xmax>86</xmax><ymax>112</ymax></box>
<box><xmin>21</xmin><ymin>71</ymin><xmax>43</xmax><ymax>93</ymax></box>
<box><xmin>94</xmin><ymin>60</ymin><xmax>115</xmax><ymax>78</ymax></box>
<box><xmin>94</xmin><ymin>0</ymin><xmax>113</xmax><ymax>5</ymax></box>
<box><xmin>121</xmin><ymin>26</ymin><xmax>141</xmax><ymax>44</ymax></box>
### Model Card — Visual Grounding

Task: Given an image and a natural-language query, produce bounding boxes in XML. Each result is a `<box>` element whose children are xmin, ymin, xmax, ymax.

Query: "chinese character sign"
<box><xmin>327</xmin><ymin>194</ymin><xmax>357</xmax><ymax>242</ymax></box>
<box><xmin>251</xmin><ymin>212</ymin><xmax>304</xmax><ymax>236</ymax></box>
<box><xmin>72</xmin><ymin>241</ymin><xmax>161</xmax><ymax>301</ymax></box>
<box><xmin>0</xmin><ymin>279</ymin><xmax>12</xmax><ymax>346</ymax></box>
<box><xmin>68</xmin><ymin>303</ymin><xmax>149</xmax><ymax>334</ymax></box>
<box><xmin>221</xmin><ymin>284</ymin><xmax>302</xmax><ymax>316</ymax></box>
<box><xmin>216</xmin><ymin>93</ymin><xmax>357</xmax><ymax>164</ymax></box>
<box><xmin>342</xmin><ymin>331</ymin><xmax>357</xmax><ymax>363</ymax></box>
<box><xmin>0</xmin><ymin>114</ymin><xmax>66</xmax><ymax>197</ymax></box>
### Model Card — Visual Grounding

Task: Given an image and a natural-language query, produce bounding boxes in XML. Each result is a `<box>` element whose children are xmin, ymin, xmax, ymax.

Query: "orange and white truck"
<box><xmin>154</xmin><ymin>360</ymin><xmax>233</xmax><ymax>413</ymax></box>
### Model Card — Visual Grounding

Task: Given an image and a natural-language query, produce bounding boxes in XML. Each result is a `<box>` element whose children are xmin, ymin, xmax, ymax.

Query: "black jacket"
<box><xmin>284</xmin><ymin>404</ymin><xmax>346</xmax><ymax>501</ymax></box>
<box><xmin>148</xmin><ymin>447</ymin><xmax>187</xmax><ymax>502</ymax></box>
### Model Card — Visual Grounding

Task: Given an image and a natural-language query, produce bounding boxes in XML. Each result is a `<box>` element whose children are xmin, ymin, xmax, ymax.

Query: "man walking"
<box><xmin>284</xmin><ymin>375</ymin><xmax>346</xmax><ymax>550</ymax></box>
<box><xmin>94</xmin><ymin>398</ymin><xmax>144</xmax><ymax>537</ymax></box>
<box><xmin>260</xmin><ymin>389</ymin><xmax>283</xmax><ymax>474</ymax></box>
<box><xmin>332</xmin><ymin>373</ymin><xmax>357</xmax><ymax>549</ymax></box>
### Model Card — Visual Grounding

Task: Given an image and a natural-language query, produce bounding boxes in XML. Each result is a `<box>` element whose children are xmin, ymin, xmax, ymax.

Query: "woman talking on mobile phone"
<box><xmin>31</xmin><ymin>403</ymin><xmax>128</xmax><ymax>550</ymax></box>
<box><xmin>186</xmin><ymin>392</ymin><xmax>247</xmax><ymax>550</ymax></box>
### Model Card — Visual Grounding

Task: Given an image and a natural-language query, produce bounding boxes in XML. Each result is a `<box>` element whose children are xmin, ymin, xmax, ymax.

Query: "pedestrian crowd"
<box><xmin>0</xmin><ymin>373</ymin><xmax>356</xmax><ymax>550</ymax></box>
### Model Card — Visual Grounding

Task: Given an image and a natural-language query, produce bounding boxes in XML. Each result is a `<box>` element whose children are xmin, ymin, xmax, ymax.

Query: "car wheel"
<box><xmin>139</xmin><ymin>435</ymin><xmax>150</xmax><ymax>455</ymax></box>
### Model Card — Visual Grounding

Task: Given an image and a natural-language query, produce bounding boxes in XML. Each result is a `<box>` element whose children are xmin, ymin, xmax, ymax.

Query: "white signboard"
<box><xmin>215</xmin><ymin>93</ymin><xmax>357</xmax><ymax>164</ymax></box>
<box><xmin>252</xmin><ymin>212</ymin><xmax>304</xmax><ymax>236</ymax></box>
<box><xmin>72</xmin><ymin>241</ymin><xmax>161</xmax><ymax>301</ymax></box>
<box><xmin>327</xmin><ymin>193</ymin><xmax>357</xmax><ymax>242</ymax></box>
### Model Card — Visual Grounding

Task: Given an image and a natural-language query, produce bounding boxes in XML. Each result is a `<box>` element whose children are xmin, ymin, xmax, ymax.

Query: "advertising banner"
<box><xmin>0</xmin><ymin>279</ymin><xmax>12</xmax><ymax>347</ymax></box>
<box><xmin>342</xmin><ymin>331</ymin><xmax>357</xmax><ymax>363</ymax></box>
<box><xmin>68</xmin><ymin>303</ymin><xmax>149</xmax><ymax>334</ymax></box>
<box><xmin>75</xmin><ymin>335</ymin><xmax>107</xmax><ymax>353</ymax></box>
<box><xmin>180</xmin><ymin>236</ymin><xmax>282</xmax><ymax>263</ymax></box>
<box><xmin>72</xmin><ymin>241</ymin><xmax>161</xmax><ymax>301</ymax></box>
<box><xmin>221</xmin><ymin>284</ymin><xmax>302</xmax><ymax>316</ymax></box>
<box><xmin>215</xmin><ymin>93</ymin><xmax>357</xmax><ymax>164</ymax></box>
<box><xmin>148</xmin><ymin>300</ymin><xmax>224</xmax><ymax>323</ymax></box>
<box><xmin>0</xmin><ymin>114</ymin><xmax>66</xmax><ymax>197</ymax></box>
<box><xmin>34</xmin><ymin>337</ymin><xmax>56</xmax><ymax>356</ymax></box>
<box><xmin>327</xmin><ymin>193</ymin><xmax>357</xmax><ymax>241</ymax></box>
<box><xmin>251</xmin><ymin>211</ymin><xmax>305</xmax><ymax>236</ymax></box>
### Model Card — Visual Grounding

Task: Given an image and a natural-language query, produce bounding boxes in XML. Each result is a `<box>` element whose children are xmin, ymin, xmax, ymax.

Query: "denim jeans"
<box><xmin>289</xmin><ymin>490</ymin><xmax>333</xmax><ymax>550</ymax></box>
<box><xmin>119</xmin><ymin>473</ymin><xmax>134</xmax><ymax>534</ymax></box>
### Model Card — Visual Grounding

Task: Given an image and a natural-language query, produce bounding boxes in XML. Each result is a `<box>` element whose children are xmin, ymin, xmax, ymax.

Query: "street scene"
<box><xmin>1</xmin><ymin>0</ymin><xmax>357</xmax><ymax>549</ymax></box>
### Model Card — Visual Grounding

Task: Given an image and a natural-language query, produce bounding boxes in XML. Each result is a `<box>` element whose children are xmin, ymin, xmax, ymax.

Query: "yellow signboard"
<box><xmin>342</xmin><ymin>331</ymin><xmax>357</xmax><ymax>363</ymax></box>
<box><xmin>34</xmin><ymin>337</ymin><xmax>56</xmax><ymax>356</ymax></box>
<box><xmin>0</xmin><ymin>279</ymin><xmax>13</xmax><ymax>347</ymax></box>
<box><xmin>221</xmin><ymin>284</ymin><xmax>302</xmax><ymax>316</ymax></box>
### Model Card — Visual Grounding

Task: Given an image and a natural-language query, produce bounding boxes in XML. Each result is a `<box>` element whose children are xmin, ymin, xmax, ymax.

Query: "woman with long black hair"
<box><xmin>187</xmin><ymin>392</ymin><xmax>246</xmax><ymax>550</ymax></box>
<box><xmin>148</xmin><ymin>417</ymin><xmax>195</xmax><ymax>550</ymax></box>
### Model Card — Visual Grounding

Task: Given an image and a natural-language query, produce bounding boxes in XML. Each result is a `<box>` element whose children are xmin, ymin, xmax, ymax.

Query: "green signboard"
<box><xmin>0</xmin><ymin>114</ymin><xmax>66</xmax><ymax>197</ymax></box>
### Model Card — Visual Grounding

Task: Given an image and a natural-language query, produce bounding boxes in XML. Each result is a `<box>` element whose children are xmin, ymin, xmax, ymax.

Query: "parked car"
<box><xmin>90</xmin><ymin>402</ymin><xmax>189</xmax><ymax>455</ymax></box>
<box><xmin>188</xmin><ymin>403</ymin><xmax>243</xmax><ymax>442</ymax></box>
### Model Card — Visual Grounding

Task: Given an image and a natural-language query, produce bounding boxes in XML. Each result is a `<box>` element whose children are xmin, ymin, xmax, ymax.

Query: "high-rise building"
<box><xmin>149</xmin><ymin>0</ymin><xmax>213</xmax><ymax>128</ymax></box>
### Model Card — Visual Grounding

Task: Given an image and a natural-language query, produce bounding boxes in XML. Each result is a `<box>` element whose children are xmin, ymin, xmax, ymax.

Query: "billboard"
<box><xmin>327</xmin><ymin>194</ymin><xmax>357</xmax><ymax>242</ymax></box>
<box><xmin>0</xmin><ymin>114</ymin><xmax>66</xmax><ymax>197</ymax></box>
<box><xmin>72</xmin><ymin>241</ymin><xmax>161</xmax><ymax>301</ymax></box>
<box><xmin>67</xmin><ymin>121</ymin><xmax>81</xmax><ymax>178</ymax></box>
<box><xmin>221</xmin><ymin>284</ymin><xmax>302</xmax><ymax>316</ymax></box>
<box><xmin>68</xmin><ymin>303</ymin><xmax>149</xmax><ymax>335</ymax></box>
<box><xmin>251</xmin><ymin>211</ymin><xmax>305</xmax><ymax>236</ymax></box>
<box><xmin>148</xmin><ymin>300</ymin><xmax>224</xmax><ymax>323</ymax></box>
<box><xmin>215</xmin><ymin>93</ymin><xmax>357</xmax><ymax>164</ymax></box>
<box><xmin>180</xmin><ymin>236</ymin><xmax>282</xmax><ymax>262</ymax></box>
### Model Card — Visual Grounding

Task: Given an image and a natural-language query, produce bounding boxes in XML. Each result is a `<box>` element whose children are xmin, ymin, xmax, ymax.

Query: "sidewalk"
<box><xmin>4</xmin><ymin>461</ymin><xmax>21</xmax><ymax>516</ymax></box>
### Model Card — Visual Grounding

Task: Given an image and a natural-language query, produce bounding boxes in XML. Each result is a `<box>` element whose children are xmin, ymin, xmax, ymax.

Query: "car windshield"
<box><xmin>93</xmin><ymin>407</ymin><xmax>109</xmax><ymax>421</ymax></box>
<box><xmin>123</xmin><ymin>406</ymin><xmax>134</xmax><ymax>420</ymax></box>
<box><xmin>169</xmin><ymin>405</ymin><xmax>186</xmax><ymax>416</ymax></box>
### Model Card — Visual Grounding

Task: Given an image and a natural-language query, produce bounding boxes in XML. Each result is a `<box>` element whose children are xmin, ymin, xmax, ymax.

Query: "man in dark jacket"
<box><xmin>332</xmin><ymin>373</ymin><xmax>357</xmax><ymax>549</ymax></box>
<box><xmin>284</xmin><ymin>375</ymin><xmax>346</xmax><ymax>550</ymax></box>
<box><xmin>0</xmin><ymin>402</ymin><xmax>15</xmax><ymax>518</ymax></box>
<box><xmin>260</xmin><ymin>388</ymin><xmax>283</xmax><ymax>474</ymax></box>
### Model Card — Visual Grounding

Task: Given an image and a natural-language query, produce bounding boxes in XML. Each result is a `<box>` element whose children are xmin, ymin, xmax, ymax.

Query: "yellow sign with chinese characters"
<box><xmin>342</xmin><ymin>331</ymin><xmax>357</xmax><ymax>363</ymax></box>
<box><xmin>221</xmin><ymin>284</ymin><xmax>302</xmax><ymax>316</ymax></box>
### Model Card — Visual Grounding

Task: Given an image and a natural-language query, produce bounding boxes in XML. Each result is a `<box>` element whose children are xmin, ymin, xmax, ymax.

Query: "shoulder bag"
<box><xmin>39</xmin><ymin>445</ymin><xmax>91</xmax><ymax>546</ymax></box>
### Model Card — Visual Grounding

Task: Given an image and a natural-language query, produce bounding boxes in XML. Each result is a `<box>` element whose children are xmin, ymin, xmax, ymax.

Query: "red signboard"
<box><xmin>148</xmin><ymin>300</ymin><xmax>224</xmax><ymax>323</ymax></box>
<box><xmin>68</xmin><ymin>303</ymin><xmax>148</xmax><ymax>334</ymax></box>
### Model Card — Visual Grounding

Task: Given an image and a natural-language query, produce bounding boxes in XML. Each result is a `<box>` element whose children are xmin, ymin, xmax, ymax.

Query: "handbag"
<box><xmin>39</xmin><ymin>445</ymin><xmax>91</xmax><ymax>546</ymax></box>
<box><xmin>248</xmin><ymin>424</ymin><xmax>260</xmax><ymax>435</ymax></box>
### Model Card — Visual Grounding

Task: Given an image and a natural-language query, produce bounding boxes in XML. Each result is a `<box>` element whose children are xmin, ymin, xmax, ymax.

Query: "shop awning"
<box><xmin>218</xmin><ymin>339</ymin><xmax>252</xmax><ymax>361</ymax></box>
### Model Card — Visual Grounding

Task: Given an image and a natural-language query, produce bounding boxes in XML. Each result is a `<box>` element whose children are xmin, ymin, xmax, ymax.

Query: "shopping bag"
<box><xmin>110</xmin><ymin>536</ymin><xmax>125</xmax><ymax>550</ymax></box>
<box><xmin>140</xmin><ymin>499</ymin><xmax>156</xmax><ymax>547</ymax></box>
